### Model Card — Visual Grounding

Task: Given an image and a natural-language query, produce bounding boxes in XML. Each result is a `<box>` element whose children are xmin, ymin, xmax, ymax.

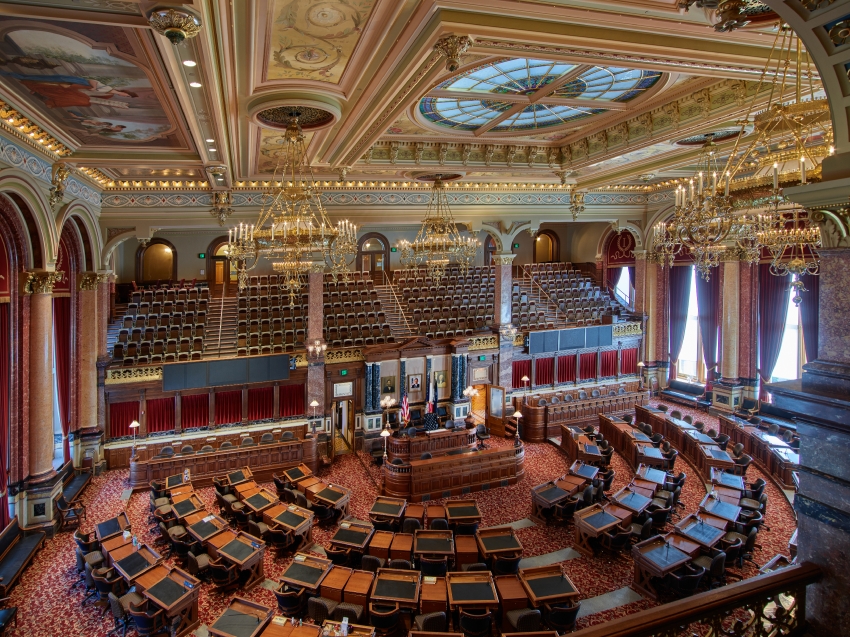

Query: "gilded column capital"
<box><xmin>97</xmin><ymin>273</ymin><xmax>111</xmax><ymax>284</ymax></box>
<box><xmin>78</xmin><ymin>272</ymin><xmax>99</xmax><ymax>291</ymax></box>
<box><xmin>492</xmin><ymin>253</ymin><xmax>516</xmax><ymax>265</ymax></box>
<box><xmin>24</xmin><ymin>271</ymin><xmax>64</xmax><ymax>295</ymax></box>
<box><xmin>633</xmin><ymin>249</ymin><xmax>648</xmax><ymax>261</ymax></box>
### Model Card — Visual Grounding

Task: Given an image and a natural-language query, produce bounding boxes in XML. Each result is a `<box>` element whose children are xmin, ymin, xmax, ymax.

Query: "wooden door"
<box><xmin>486</xmin><ymin>385</ymin><xmax>506</xmax><ymax>437</ymax></box>
<box><xmin>215</xmin><ymin>260</ymin><xmax>225</xmax><ymax>284</ymax></box>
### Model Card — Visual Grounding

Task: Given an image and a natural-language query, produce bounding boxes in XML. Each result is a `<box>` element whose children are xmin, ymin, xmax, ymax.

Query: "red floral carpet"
<box><xmin>4</xmin><ymin>409</ymin><xmax>796</xmax><ymax>637</ymax></box>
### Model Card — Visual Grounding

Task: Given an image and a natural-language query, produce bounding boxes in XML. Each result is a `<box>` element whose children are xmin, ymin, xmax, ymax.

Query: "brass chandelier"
<box><xmin>651</xmin><ymin>25</ymin><xmax>826</xmax><ymax>296</ymax></box>
<box><xmin>226</xmin><ymin>114</ymin><xmax>357</xmax><ymax>303</ymax></box>
<box><xmin>398</xmin><ymin>176</ymin><xmax>479</xmax><ymax>283</ymax></box>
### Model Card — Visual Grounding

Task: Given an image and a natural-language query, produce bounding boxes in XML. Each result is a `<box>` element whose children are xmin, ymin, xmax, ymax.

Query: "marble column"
<box><xmin>28</xmin><ymin>272</ymin><xmax>62</xmax><ymax>483</ymax></box>
<box><xmin>96</xmin><ymin>274</ymin><xmax>111</xmax><ymax>434</ymax></box>
<box><xmin>450</xmin><ymin>355</ymin><xmax>460</xmax><ymax>403</ymax></box>
<box><xmin>493</xmin><ymin>253</ymin><xmax>515</xmax><ymax>328</ymax></box>
<box><xmin>737</xmin><ymin>262</ymin><xmax>758</xmax><ymax>395</ymax></box>
<box><xmin>77</xmin><ymin>274</ymin><xmax>99</xmax><ymax>432</ymax></box>
<box><xmin>425</xmin><ymin>356</ymin><xmax>432</xmax><ymax>403</ymax></box>
<box><xmin>174</xmin><ymin>392</ymin><xmax>182</xmax><ymax>432</ymax></box>
<box><xmin>372</xmin><ymin>362</ymin><xmax>381</xmax><ymax>412</ymax></box>
<box><xmin>364</xmin><ymin>364</ymin><xmax>373</xmax><ymax>413</ymax></box>
<box><xmin>273</xmin><ymin>383</ymin><xmax>280</xmax><ymax>419</ymax></box>
<box><xmin>719</xmin><ymin>256</ymin><xmax>740</xmax><ymax>383</ymax></box>
<box><xmin>306</xmin><ymin>266</ymin><xmax>325</xmax><ymax>417</ymax></box>
<box><xmin>633</xmin><ymin>251</ymin><xmax>647</xmax><ymax>315</ymax></box>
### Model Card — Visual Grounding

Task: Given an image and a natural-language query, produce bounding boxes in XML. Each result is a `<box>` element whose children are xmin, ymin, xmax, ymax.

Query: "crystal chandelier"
<box><xmin>757</xmin><ymin>204</ymin><xmax>821</xmax><ymax>306</ymax></box>
<box><xmin>226</xmin><ymin>113</ymin><xmax>357</xmax><ymax>301</ymax></box>
<box><xmin>398</xmin><ymin>176</ymin><xmax>479</xmax><ymax>283</ymax></box>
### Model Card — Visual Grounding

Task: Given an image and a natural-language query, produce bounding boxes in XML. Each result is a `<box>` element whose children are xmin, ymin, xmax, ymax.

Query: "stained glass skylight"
<box><xmin>420</xmin><ymin>59</ymin><xmax>663</xmax><ymax>133</ymax></box>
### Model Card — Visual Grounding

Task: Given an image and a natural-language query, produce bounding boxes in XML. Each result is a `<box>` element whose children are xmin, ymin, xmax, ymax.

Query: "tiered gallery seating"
<box><xmin>237</xmin><ymin>276</ymin><xmax>309</xmax><ymax>355</ymax></box>
<box><xmin>322</xmin><ymin>273</ymin><xmax>394</xmax><ymax>348</ymax></box>
<box><xmin>519</xmin><ymin>263</ymin><xmax>616</xmax><ymax>327</ymax></box>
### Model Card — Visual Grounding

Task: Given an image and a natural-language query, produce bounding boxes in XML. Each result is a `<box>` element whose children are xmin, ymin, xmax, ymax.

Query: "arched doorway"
<box><xmin>483</xmin><ymin>234</ymin><xmax>497</xmax><ymax>266</ymax></box>
<box><xmin>534</xmin><ymin>230</ymin><xmax>559</xmax><ymax>264</ymax></box>
<box><xmin>136</xmin><ymin>238</ymin><xmax>177</xmax><ymax>285</ymax></box>
<box><xmin>357</xmin><ymin>233</ymin><xmax>389</xmax><ymax>278</ymax></box>
<box><xmin>206</xmin><ymin>236</ymin><xmax>235</xmax><ymax>287</ymax></box>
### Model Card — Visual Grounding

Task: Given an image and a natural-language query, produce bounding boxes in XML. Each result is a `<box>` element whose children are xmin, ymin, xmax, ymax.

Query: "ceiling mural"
<box><xmin>0</xmin><ymin>20</ymin><xmax>176</xmax><ymax>147</ymax></box>
<box><xmin>267</xmin><ymin>0</ymin><xmax>377</xmax><ymax>83</ymax></box>
<box><xmin>258</xmin><ymin>127</ymin><xmax>315</xmax><ymax>174</ymax></box>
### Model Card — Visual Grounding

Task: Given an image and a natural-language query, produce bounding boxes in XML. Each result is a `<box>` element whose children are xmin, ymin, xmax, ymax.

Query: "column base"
<box><xmin>710</xmin><ymin>382</ymin><xmax>745</xmax><ymax>413</ymax></box>
<box><xmin>17</xmin><ymin>480</ymin><xmax>62</xmax><ymax>537</ymax></box>
<box><xmin>78</xmin><ymin>428</ymin><xmax>106</xmax><ymax>475</ymax></box>
<box><xmin>450</xmin><ymin>401</ymin><xmax>471</xmax><ymax>421</ymax></box>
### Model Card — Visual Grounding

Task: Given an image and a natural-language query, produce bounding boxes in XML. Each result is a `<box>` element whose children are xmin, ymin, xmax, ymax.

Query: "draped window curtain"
<box><xmin>146</xmin><ymin>397</ymin><xmax>174</xmax><ymax>434</ymax></box>
<box><xmin>628</xmin><ymin>266</ymin><xmax>635</xmax><ymax>289</ymax></box>
<box><xmin>279</xmin><ymin>384</ymin><xmax>305</xmax><ymax>417</ymax></box>
<box><xmin>758</xmin><ymin>263</ymin><xmax>791</xmax><ymax>400</ymax></box>
<box><xmin>668</xmin><ymin>265</ymin><xmax>693</xmax><ymax>381</ymax></box>
<box><xmin>695</xmin><ymin>273</ymin><xmax>720</xmax><ymax>381</ymax></box>
<box><xmin>110</xmin><ymin>401</ymin><xmax>139</xmax><ymax>439</ymax></box>
<box><xmin>606</xmin><ymin>266</ymin><xmax>622</xmax><ymax>291</ymax></box>
<box><xmin>0</xmin><ymin>304</ymin><xmax>10</xmax><ymax>528</ymax></box>
<box><xmin>52</xmin><ymin>296</ymin><xmax>71</xmax><ymax>463</ymax></box>
<box><xmin>248</xmin><ymin>387</ymin><xmax>274</xmax><ymax>421</ymax></box>
<box><xmin>534</xmin><ymin>358</ymin><xmax>554</xmax><ymax>387</ymax></box>
<box><xmin>512</xmin><ymin>360</ymin><xmax>531</xmax><ymax>389</ymax></box>
<box><xmin>181</xmin><ymin>393</ymin><xmax>209</xmax><ymax>429</ymax></box>
<box><xmin>557</xmin><ymin>355</ymin><xmax>576</xmax><ymax>383</ymax></box>
<box><xmin>799</xmin><ymin>273</ymin><xmax>819</xmax><ymax>365</ymax></box>
<box><xmin>621</xmin><ymin>348</ymin><xmax>638</xmax><ymax>375</ymax></box>
<box><xmin>600</xmin><ymin>350</ymin><xmax>617</xmax><ymax>377</ymax></box>
<box><xmin>215</xmin><ymin>391</ymin><xmax>242</xmax><ymax>425</ymax></box>
<box><xmin>579</xmin><ymin>352</ymin><xmax>597</xmax><ymax>380</ymax></box>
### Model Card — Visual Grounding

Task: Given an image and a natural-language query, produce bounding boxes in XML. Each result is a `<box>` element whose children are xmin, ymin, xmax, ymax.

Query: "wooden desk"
<box><xmin>714</xmin><ymin>486</ymin><xmax>743</xmax><ymax>504</ymax></box>
<box><xmin>186</xmin><ymin>514</ymin><xmax>229</xmax><ymax>544</ymax></box>
<box><xmin>235</xmin><ymin>481</ymin><xmax>260</xmax><ymax>498</ymax></box>
<box><xmin>283</xmin><ymin>464</ymin><xmax>312</xmax><ymax>485</ymax></box>
<box><xmin>698</xmin><ymin>445</ymin><xmax>734</xmax><ymax>480</ymax></box>
<box><xmin>297</xmin><ymin>476</ymin><xmax>321</xmax><ymax>493</ymax></box>
<box><xmin>215</xmin><ymin>530</ymin><xmax>266</xmax><ymax>589</ymax></box>
<box><xmin>628</xmin><ymin>480</ymin><xmax>657</xmax><ymax>498</ymax></box>
<box><xmin>632</xmin><ymin>536</ymin><xmax>692</xmax><ymax>600</ymax></box>
<box><xmin>165</xmin><ymin>473</ymin><xmax>189</xmax><ymax>490</ymax></box>
<box><xmin>390</xmin><ymin>533</ymin><xmax>414</xmax><ymax>561</ymax></box>
<box><xmin>454</xmin><ymin>535</ymin><xmax>479</xmax><ymax>567</ymax></box>
<box><xmin>760</xmin><ymin>554</ymin><xmax>794</xmax><ymax>575</ymax></box>
<box><xmin>770</xmin><ymin>447</ymin><xmax>799</xmax><ymax>489</ymax></box>
<box><xmin>495</xmin><ymin>575</ymin><xmax>529</xmax><ymax>630</ymax></box>
<box><xmin>568</xmin><ymin>460</ymin><xmax>598</xmax><ymax>481</ymax></box>
<box><xmin>111</xmin><ymin>543</ymin><xmax>162</xmax><ymax>583</ymax></box>
<box><xmin>574</xmin><ymin>504</ymin><xmax>622</xmax><ymax>556</ymax></box>
<box><xmin>531</xmin><ymin>481</ymin><xmax>572</xmax><ymax>519</ymax></box>
<box><xmin>446</xmin><ymin>500</ymin><xmax>482</xmax><ymax>524</ymax></box>
<box><xmin>371</xmin><ymin>568</ymin><xmax>421</xmax><ymax>609</ymax></box>
<box><xmin>320</xmin><ymin>566</ymin><xmax>352</xmax><ymax>602</ymax></box>
<box><xmin>343</xmin><ymin>570</ymin><xmax>375</xmax><ymax>608</ymax></box>
<box><xmin>242</xmin><ymin>489</ymin><xmax>278</xmax><ymax>516</ymax></box>
<box><xmin>710</xmin><ymin>468</ymin><xmax>744</xmax><ymax>491</ymax></box>
<box><xmin>635</xmin><ymin>445</ymin><xmax>665</xmax><ymax>470</ymax></box>
<box><xmin>259</xmin><ymin>617</ymin><xmax>320</xmax><ymax>637</ymax></box>
<box><xmin>413</xmin><ymin>530</ymin><xmax>455</xmax><ymax>559</ymax></box>
<box><xmin>208</xmin><ymin>597</ymin><xmax>271</xmax><ymax>637</ymax></box>
<box><xmin>368</xmin><ymin>530</ymin><xmax>394</xmax><ymax>560</ymax></box>
<box><xmin>280</xmin><ymin>554</ymin><xmax>332</xmax><ymax>593</ymax></box>
<box><xmin>664</xmin><ymin>532</ymin><xmax>702</xmax><ymax>558</ymax></box>
<box><xmin>310</xmin><ymin>483</ymin><xmax>351</xmax><ymax>515</ymax></box>
<box><xmin>138</xmin><ymin>564</ymin><xmax>201</xmax><ymax>637</ymax></box>
<box><xmin>577</xmin><ymin>441</ymin><xmax>603</xmax><ymax>464</ymax></box>
<box><xmin>636</xmin><ymin>464</ymin><xmax>668</xmax><ymax>488</ymax></box>
<box><xmin>330</xmin><ymin>521</ymin><xmax>374</xmax><ymax>551</ymax></box>
<box><xmin>699</xmin><ymin>494</ymin><xmax>742</xmax><ymax>523</ymax></box>
<box><xmin>169</xmin><ymin>484</ymin><xmax>194</xmax><ymax>498</ymax></box>
<box><xmin>322</xmin><ymin>621</ymin><xmax>374</xmax><ymax>637</ymax></box>
<box><xmin>95</xmin><ymin>512</ymin><xmax>131</xmax><ymax>541</ymax></box>
<box><xmin>419</xmin><ymin>576</ymin><xmax>448</xmax><ymax>614</ymax></box>
<box><xmin>446</xmin><ymin>572</ymin><xmax>498</xmax><ymax>611</ymax></box>
<box><xmin>172</xmin><ymin>494</ymin><xmax>205</xmax><ymax>520</ymax></box>
<box><xmin>556</xmin><ymin>474</ymin><xmax>587</xmax><ymax>497</ymax></box>
<box><xmin>476</xmin><ymin>528</ymin><xmax>523</xmax><ymax>560</ymax></box>
<box><xmin>426</xmin><ymin>505</ymin><xmax>446</xmax><ymax>527</ymax></box>
<box><xmin>170</xmin><ymin>490</ymin><xmax>197</xmax><ymax>504</ymax></box>
<box><xmin>369</xmin><ymin>496</ymin><xmax>406</xmax><ymax>520</ymax></box>
<box><xmin>101</xmin><ymin>533</ymin><xmax>132</xmax><ymax>563</ymax></box>
<box><xmin>611</xmin><ymin>487</ymin><xmax>652</xmax><ymax>515</ymax></box>
<box><xmin>225</xmin><ymin>468</ymin><xmax>254</xmax><ymax>487</ymax></box>
<box><xmin>675</xmin><ymin>514</ymin><xmax>726</xmax><ymax>549</ymax></box>
<box><xmin>518</xmin><ymin>565</ymin><xmax>579</xmax><ymax>608</ymax></box>
<box><xmin>405</xmin><ymin>504</ymin><xmax>425</xmax><ymax>525</ymax></box>
<box><xmin>263</xmin><ymin>504</ymin><xmax>314</xmax><ymax>537</ymax></box>
<box><xmin>603</xmin><ymin>504</ymin><xmax>633</xmax><ymax>526</ymax></box>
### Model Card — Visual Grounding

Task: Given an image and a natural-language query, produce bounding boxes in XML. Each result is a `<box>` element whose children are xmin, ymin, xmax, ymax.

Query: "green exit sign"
<box><xmin>198</xmin><ymin>253</ymin><xmax>206</xmax><ymax>258</ymax></box>
<box><xmin>340</xmin><ymin>369</ymin><xmax>348</xmax><ymax>376</ymax></box>
<box><xmin>512</xmin><ymin>243</ymin><xmax>520</xmax><ymax>249</ymax></box>
<box><xmin>479</xmin><ymin>355</ymin><xmax>486</xmax><ymax>361</ymax></box>
<box><xmin>390</xmin><ymin>247</ymin><xmax>397</xmax><ymax>252</ymax></box>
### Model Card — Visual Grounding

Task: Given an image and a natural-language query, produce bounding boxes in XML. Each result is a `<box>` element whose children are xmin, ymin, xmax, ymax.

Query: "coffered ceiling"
<box><xmin>0</xmin><ymin>0</ymin><xmax>792</xmax><ymax>191</ymax></box>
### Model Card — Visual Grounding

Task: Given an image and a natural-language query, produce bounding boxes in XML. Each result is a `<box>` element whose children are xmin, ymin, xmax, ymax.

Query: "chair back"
<box><xmin>325</xmin><ymin>546</ymin><xmax>351</xmax><ymax>566</ymax></box>
<box><xmin>420</xmin><ymin>556</ymin><xmax>448</xmax><ymax>577</ymax></box>
<box><xmin>511</xmin><ymin>609</ymin><xmax>541</xmax><ymax>632</ymax></box>
<box><xmin>402</xmin><ymin>518</ymin><xmax>421</xmax><ymax>534</ymax></box>
<box><xmin>459</xmin><ymin>610</ymin><xmax>492</xmax><ymax>637</ymax></box>
<box><xmin>418</xmin><ymin>612</ymin><xmax>446</xmax><ymax>632</ymax></box>
<box><xmin>493</xmin><ymin>554</ymin><xmax>521</xmax><ymax>575</ymax></box>
<box><xmin>369</xmin><ymin>604</ymin><xmax>399</xmax><ymax>631</ymax></box>
<box><xmin>546</xmin><ymin>601</ymin><xmax>581</xmax><ymax>632</ymax></box>
<box><xmin>275</xmin><ymin>586</ymin><xmax>303</xmax><ymax>615</ymax></box>
<box><xmin>388</xmin><ymin>559</ymin><xmax>412</xmax><ymax>570</ymax></box>
<box><xmin>361</xmin><ymin>555</ymin><xmax>383</xmax><ymax>573</ymax></box>
<box><xmin>455</xmin><ymin>521</ymin><xmax>479</xmax><ymax>535</ymax></box>
<box><xmin>307</xmin><ymin>596</ymin><xmax>336</xmax><ymax>624</ymax></box>
<box><xmin>430</xmin><ymin>518</ymin><xmax>449</xmax><ymax>530</ymax></box>
<box><xmin>108</xmin><ymin>591</ymin><xmax>126</xmax><ymax>622</ymax></box>
<box><xmin>180</xmin><ymin>445</ymin><xmax>194</xmax><ymax>454</ymax></box>
<box><xmin>673</xmin><ymin>566</ymin><xmax>705</xmax><ymax>596</ymax></box>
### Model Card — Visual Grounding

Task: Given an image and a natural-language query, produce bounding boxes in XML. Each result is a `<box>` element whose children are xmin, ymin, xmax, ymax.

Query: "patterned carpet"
<box><xmin>4</xmin><ymin>406</ymin><xmax>796</xmax><ymax>637</ymax></box>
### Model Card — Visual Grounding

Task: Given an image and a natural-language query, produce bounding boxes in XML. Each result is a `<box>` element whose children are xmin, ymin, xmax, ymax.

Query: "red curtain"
<box><xmin>181</xmin><ymin>393</ymin><xmax>209</xmax><ymax>429</ymax></box>
<box><xmin>557</xmin><ymin>355</ymin><xmax>576</xmax><ymax>383</ymax></box>
<box><xmin>215</xmin><ymin>391</ymin><xmax>243</xmax><ymax>425</ymax></box>
<box><xmin>0</xmin><ymin>305</ymin><xmax>9</xmax><ymax>527</ymax></box>
<box><xmin>621</xmin><ymin>348</ymin><xmax>638</xmax><ymax>375</ymax></box>
<box><xmin>110</xmin><ymin>401</ymin><xmax>139</xmax><ymax>439</ymax></box>
<box><xmin>248</xmin><ymin>387</ymin><xmax>274</xmax><ymax>421</ymax></box>
<box><xmin>799</xmin><ymin>273</ymin><xmax>819</xmax><ymax>365</ymax></box>
<box><xmin>668</xmin><ymin>265</ymin><xmax>693</xmax><ymax>381</ymax></box>
<box><xmin>695</xmin><ymin>271</ymin><xmax>720</xmax><ymax>381</ymax></box>
<box><xmin>758</xmin><ymin>264</ymin><xmax>791</xmax><ymax>399</ymax></box>
<box><xmin>579</xmin><ymin>352</ymin><xmax>597</xmax><ymax>380</ymax></box>
<box><xmin>53</xmin><ymin>297</ymin><xmax>71</xmax><ymax>463</ymax></box>
<box><xmin>534</xmin><ymin>358</ymin><xmax>554</xmax><ymax>386</ymax></box>
<box><xmin>600</xmin><ymin>350</ymin><xmax>617</xmax><ymax>377</ymax></box>
<box><xmin>512</xmin><ymin>360</ymin><xmax>531</xmax><ymax>389</ymax></box>
<box><xmin>146</xmin><ymin>397</ymin><xmax>174</xmax><ymax>433</ymax></box>
<box><xmin>280</xmin><ymin>384</ymin><xmax>305</xmax><ymax>418</ymax></box>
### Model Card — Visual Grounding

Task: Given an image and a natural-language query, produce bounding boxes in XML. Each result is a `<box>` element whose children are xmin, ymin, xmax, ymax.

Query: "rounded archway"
<box><xmin>533</xmin><ymin>230</ymin><xmax>560</xmax><ymax>264</ymax></box>
<box><xmin>356</xmin><ymin>233</ymin><xmax>390</xmax><ymax>276</ymax></box>
<box><xmin>483</xmin><ymin>234</ymin><xmax>497</xmax><ymax>266</ymax></box>
<box><xmin>135</xmin><ymin>238</ymin><xmax>177</xmax><ymax>285</ymax></box>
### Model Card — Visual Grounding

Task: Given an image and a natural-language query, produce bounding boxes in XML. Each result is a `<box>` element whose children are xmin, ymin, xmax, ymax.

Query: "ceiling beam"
<box><xmin>427</xmin><ymin>89</ymin><xmax>630</xmax><ymax>110</ymax></box>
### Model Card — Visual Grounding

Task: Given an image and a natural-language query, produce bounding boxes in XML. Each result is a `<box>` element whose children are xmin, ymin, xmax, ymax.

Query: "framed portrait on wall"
<box><xmin>408</xmin><ymin>374</ymin><xmax>422</xmax><ymax>391</ymax></box>
<box><xmin>489</xmin><ymin>386</ymin><xmax>504</xmax><ymax>419</ymax></box>
<box><xmin>434</xmin><ymin>371</ymin><xmax>447</xmax><ymax>388</ymax></box>
<box><xmin>381</xmin><ymin>376</ymin><xmax>396</xmax><ymax>394</ymax></box>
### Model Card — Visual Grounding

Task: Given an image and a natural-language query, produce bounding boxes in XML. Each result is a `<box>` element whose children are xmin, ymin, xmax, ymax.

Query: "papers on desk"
<box><xmin>203</xmin><ymin>515</ymin><xmax>215</xmax><ymax>523</ymax></box>
<box><xmin>294</xmin><ymin>554</ymin><xmax>306</xmax><ymax>562</ymax></box>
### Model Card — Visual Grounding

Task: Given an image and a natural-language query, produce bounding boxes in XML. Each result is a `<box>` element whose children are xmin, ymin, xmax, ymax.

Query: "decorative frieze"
<box><xmin>468</xmin><ymin>335</ymin><xmax>499</xmax><ymax>351</ymax></box>
<box><xmin>325</xmin><ymin>348</ymin><xmax>365</xmax><ymax>364</ymax></box>
<box><xmin>105</xmin><ymin>366</ymin><xmax>163</xmax><ymax>385</ymax></box>
<box><xmin>612</xmin><ymin>321</ymin><xmax>643</xmax><ymax>337</ymax></box>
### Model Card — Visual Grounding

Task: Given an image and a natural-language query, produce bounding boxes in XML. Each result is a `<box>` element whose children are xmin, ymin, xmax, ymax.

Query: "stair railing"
<box><xmin>521</xmin><ymin>265</ymin><xmax>567</xmax><ymax>327</ymax></box>
<box><xmin>215</xmin><ymin>281</ymin><xmax>227</xmax><ymax>357</ymax></box>
<box><xmin>382</xmin><ymin>271</ymin><xmax>414</xmax><ymax>334</ymax></box>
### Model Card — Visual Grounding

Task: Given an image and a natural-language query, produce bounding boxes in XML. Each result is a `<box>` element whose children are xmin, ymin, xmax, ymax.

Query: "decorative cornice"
<box><xmin>77</xmin><ymin>273</ymin><xmax>99</xmax><ymax>291</ymax></box>
<box><xmin>325</xmin><ymin>348</ymin><xmax>365</xmax><ymax>364</ymax></box>
<box><xmin>105</xmin><ymin>366</ymin><xmax>163</xmax><ymax>385</ymax></box>
<box><xmin>612</xmin><ymin>321</ymin><xmax>643</xmax><ymax>338</ymax></box>
<box><xmin>0</xmin><ymin>98</ymin><xmax>70</xmax><ymax>158</ymax></box>
<box><xmin>468</xmin><ymin>335</ymin><xmax>499</xmax><ymax>351</ymax></box>
<box><xmin>24</xmin><ymin>271</ymin><xmax>64</xmax><ymax>295</ymax></box>
<box><xmin>292</xmin><ymin>352</ymin><xmax>308</xmax><ymax>368</ymax></box>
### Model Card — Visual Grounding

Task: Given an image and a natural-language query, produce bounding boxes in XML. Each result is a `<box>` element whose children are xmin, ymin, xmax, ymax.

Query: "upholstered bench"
<box><xmin>0</xmin><ymin>517</ymin><xmax>45</xmax><ymax>597</ymax></box>
<box><xmin>60</xmin><ymin>462</ymin><xmax>92</xmax><ymax>503</ymax></box>
<box><xmin>659</xmin><ymin>380</ymin><xmax>710</xmax><ymax>411</ymax></box>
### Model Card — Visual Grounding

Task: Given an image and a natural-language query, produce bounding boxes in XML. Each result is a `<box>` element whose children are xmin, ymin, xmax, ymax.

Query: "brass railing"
<box><xmin>568</xmin><ymin>562</ymin><xmax>820</xmax><ymax>637</ymax></box>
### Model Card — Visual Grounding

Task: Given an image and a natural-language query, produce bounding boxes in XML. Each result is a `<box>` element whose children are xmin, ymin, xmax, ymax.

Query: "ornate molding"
<box><xmin>78</xmin><ymin>273</ymin><xmax>99</xmax><ymax>291</ymax></box>
<box><xmin>468</xmin><ymin>335</ymin><xmax>499</xmax><ymax>351</ymax></box>
<box><xmin>325</xmin><ymin>348</ymin><xmax>365</xmax><ymax>364</ymax></box>
<box><xmin>612</xmin><ymin>321</ymin><xmax>643</xmax><ymax>337</ymax></box>
<box><xmin>24</xmin><ymin>271</ymin><xmax>64</xmax><ymax>295</ymax></box>
<box><xmin>433</xmin><ymin>34</ymin><xmax>474</xmax><ymax>72</ymax></box>
<box><xmin>105</xmin><ymin>365</ymin><xmax>163</xmax><ymax>385</ymax></box>
<box><xmin>49</xmin><ymin>162</ymin><xmax>70</xmax><ymax>209</ymax></box>
<box><xmin>492</xmin><ymin>253</ymin><xmax>516</xmax><ymax>265</ymax></box>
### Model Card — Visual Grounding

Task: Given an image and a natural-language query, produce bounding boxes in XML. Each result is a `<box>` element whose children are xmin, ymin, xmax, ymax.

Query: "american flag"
<box><xmin>400</xmin><ymin>393</ymin><xmax>410</xmax><ymax>423</ymax></box>
<box><xmin>426</xmin><ymin>381</ymin><xmax>434</xmax><ymax>414</ymax></box>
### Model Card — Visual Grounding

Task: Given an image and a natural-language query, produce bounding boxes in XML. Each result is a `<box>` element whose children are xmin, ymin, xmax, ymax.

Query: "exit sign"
<box><xmin>479</xmin><ymin>355</ymin><xmax>486</xmax><ymax>361</ymax></box>
<box><xmin>513</xmin><ymin>243</ymin><xmax>520</xmax><ymax>249</ymax></box>
<box><xmin>340</xmin><ymin>369</ymin><xmax>348</xmax><ymax>376</ymax></box>
<box><xmin>198</xmin><ymin>253</ymin><xmax>206</xmax><ymax>258</ymax></box>
<box><xmin>390</xmin><ymin>247</ymin><xmax>397</xmax><ymax>252</ymax></box>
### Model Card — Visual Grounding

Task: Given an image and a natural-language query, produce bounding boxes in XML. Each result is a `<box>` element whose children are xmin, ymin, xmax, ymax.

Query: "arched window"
<box><xmin>534</xmin><ymin>230</ymin><xmax>559</xmax><ymax>263</ymax></box>
<box><xmin>357</xmin><ymin>233</ymin><xmax>389</xmax><ymax>275</ymax></box>
<box><xmin>136</xmin><ymin>239</ymin><xmax>177</xmax><ymax>284</ymax></box>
